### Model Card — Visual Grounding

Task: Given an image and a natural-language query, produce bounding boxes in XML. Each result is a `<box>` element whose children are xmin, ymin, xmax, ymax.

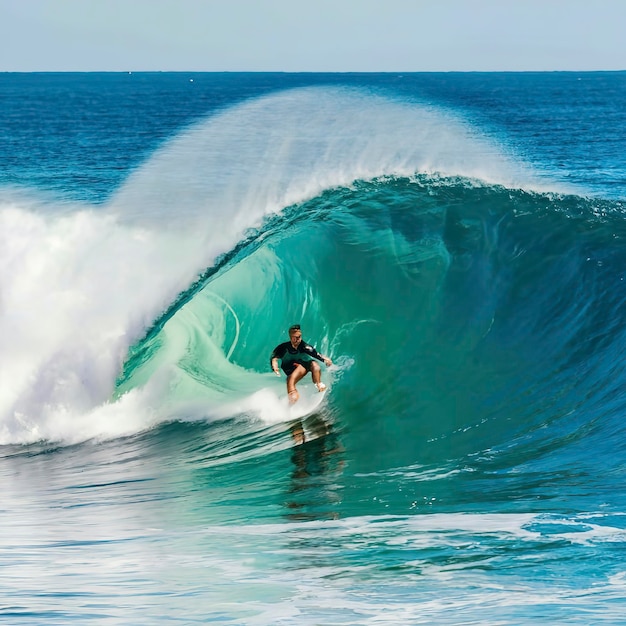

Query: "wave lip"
<box><xmin>109</xmin><ymin>86</ymin><xmax>541</xmax><ymax>230</ymax></box>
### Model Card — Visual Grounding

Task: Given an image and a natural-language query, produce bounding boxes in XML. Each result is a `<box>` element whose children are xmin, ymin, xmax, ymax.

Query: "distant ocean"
<box><xmin>1</xmin><ymin>72</ymin><xmax>626</xmax><ymax>625</ymax></box>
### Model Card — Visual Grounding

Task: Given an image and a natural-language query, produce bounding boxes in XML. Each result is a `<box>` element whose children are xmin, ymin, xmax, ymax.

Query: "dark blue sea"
<box><xmin>2</xmin><ymin>72</ymin><xmax>626</xmax><ymax>624</ymax></box>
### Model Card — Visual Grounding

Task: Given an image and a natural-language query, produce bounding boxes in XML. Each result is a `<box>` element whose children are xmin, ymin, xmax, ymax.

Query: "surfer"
<box><xmin>270</xmin><ymin>324</ymin><xmax>332</xmax><ymax>404</ymax></box>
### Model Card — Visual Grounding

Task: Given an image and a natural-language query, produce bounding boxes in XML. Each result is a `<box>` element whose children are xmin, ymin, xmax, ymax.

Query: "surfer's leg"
<box><xmin>287</xmin><ymin>364</ymin><xmax>307</xmax><ymax>404</ymax></box>
<box><xmin>310</xmin><ymin>361</ymin><xmax>326</xmax><ymax>391</ymax></box>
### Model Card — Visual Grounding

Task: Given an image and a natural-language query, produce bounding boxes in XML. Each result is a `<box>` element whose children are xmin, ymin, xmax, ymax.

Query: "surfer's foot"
<box><xmin>288</xmin><ymin>390</ymin><xmax>299</xmax><ymax>404</ymax></box>
<box><xmin>316</xmin><ymin>382</ymin><xmax>327</xmax><ymax>392</ymax></box>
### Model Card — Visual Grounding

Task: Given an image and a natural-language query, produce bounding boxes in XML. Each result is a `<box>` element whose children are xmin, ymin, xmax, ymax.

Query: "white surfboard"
<box><xmin>288</xmin><ymin>385</ymin><xmax>328</xmax><ymax>419</ymax></box>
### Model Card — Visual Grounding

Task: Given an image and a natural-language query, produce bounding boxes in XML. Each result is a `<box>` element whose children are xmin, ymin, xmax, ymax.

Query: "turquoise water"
<box><xmin>1</xmin><ymin>73</ymin><xmax>626</xmax><ymax>624</ymax></box>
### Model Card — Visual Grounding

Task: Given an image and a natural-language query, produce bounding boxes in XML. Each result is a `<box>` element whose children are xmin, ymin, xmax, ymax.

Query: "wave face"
<box><xmin>115</xmin><ymin>173</ymin><xmax>626</xmax><ymax>485</ymax></box>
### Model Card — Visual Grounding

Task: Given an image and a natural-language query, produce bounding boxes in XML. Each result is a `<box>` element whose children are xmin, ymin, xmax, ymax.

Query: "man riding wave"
<box><xmin>270</xmin><ymin>324</ymin><xmax>332</xmax><ymax>404</ymax></box>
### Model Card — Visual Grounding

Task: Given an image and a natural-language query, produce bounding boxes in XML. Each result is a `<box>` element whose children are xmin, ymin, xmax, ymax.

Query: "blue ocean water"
<box><xmin>1</xmin><ymin>72</ymin><xmax>626</xmax><ymax>624</ymax></box>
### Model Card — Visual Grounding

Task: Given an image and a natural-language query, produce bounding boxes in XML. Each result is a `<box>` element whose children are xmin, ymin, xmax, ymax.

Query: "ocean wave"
<box><xmin>1</xmin><ymin>86</ymin><xmax>623</xmax><ymax>450</ymax></box>
<box><xmin>116</xmin><ymin>175</ymin><xmax>626</xmax><ymax>477</ymax></box>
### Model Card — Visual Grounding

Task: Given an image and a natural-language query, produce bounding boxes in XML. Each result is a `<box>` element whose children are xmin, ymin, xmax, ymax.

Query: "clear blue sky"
<box><xmin>1</xmin><ymin>0</ymin><xmax>624</xmax><ymax>72</ymax></box>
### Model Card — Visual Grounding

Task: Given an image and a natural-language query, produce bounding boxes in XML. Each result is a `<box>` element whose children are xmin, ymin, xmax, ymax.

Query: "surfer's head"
<box><xmin>289</xmin><ymin>324</ymin><xmax>302</xmax><ymax>347</ymax></box>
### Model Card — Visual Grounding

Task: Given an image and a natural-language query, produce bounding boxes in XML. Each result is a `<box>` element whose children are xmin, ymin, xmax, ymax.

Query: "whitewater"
<box><xmin>1</xmin><ymin>72</ymin><xmax>626</xmax><ymax>624</ymax></box>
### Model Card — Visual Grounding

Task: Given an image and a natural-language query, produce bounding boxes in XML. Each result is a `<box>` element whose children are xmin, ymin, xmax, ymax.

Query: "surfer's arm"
<box><xmin>302</xmin><ymin>343</ymin><xmax>333</xmax><ymax>367</ymax></box>
<box><xmin>271</xmin><ymin>356</ymin><xmax>280</xmax><ymax>376</ymax></box>
<box><xmin>320</xmin><ymin>354</ymin><xmax>332</xmax><ymax>367</ymax></box>
<box><xmin>270</xmin><ymin>344</ymin><xmax>286</xmax><ymax>375</ymax></box>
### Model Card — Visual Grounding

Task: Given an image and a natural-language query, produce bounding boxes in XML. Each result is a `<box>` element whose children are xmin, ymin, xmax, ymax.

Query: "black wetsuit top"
<box><xmin>270</xmin><ymin>341</ymin><xmax>325</xmax><ymax>375</ymax></box>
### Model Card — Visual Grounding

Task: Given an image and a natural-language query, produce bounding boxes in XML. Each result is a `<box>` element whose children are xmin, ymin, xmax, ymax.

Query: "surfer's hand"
<box><xmin>273</xmin><ymin>368</ymin><xmax>280</xmax><ymax>376</ymax></box>
<box><xmin>324</xmin><ymin>357</ymin><xmax>332</xmax><ymax>367</ymax></box>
